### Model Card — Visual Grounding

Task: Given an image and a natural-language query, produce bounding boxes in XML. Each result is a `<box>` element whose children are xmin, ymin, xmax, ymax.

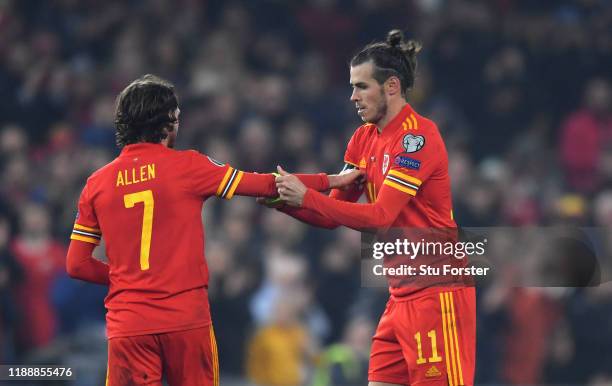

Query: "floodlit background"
<box><xmin>1</xmin><ymin>0</ymin><xmax>611</xmax><ymax>385</ymax></box>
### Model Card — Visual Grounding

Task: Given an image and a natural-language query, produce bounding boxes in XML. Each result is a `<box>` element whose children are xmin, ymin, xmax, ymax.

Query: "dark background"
<box><xmin>1</xmin><ymin>0</ymin><xmax>611</xmax><ymax>385</ymax></box>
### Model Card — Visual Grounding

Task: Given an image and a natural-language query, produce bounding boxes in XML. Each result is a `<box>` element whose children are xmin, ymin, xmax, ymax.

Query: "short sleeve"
<box><xmin>383</xmin><ymin>129</ymin><xmax>440</xmax><ymax>197</ymax></box>
<box><xmin>189</xmin><ymin>151</ymin><xmax>244</xmax><ymax>199</ymax></box>
<box><xmin>71</xmin><ymin>183</ymin><xmax>102</xmax><ymax>245</ymax></box>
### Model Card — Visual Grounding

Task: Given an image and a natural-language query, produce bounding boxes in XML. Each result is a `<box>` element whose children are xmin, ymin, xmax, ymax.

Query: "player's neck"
<box><xmin>160</xmin><ymin>137</ymin><xmax>171</xmax><ymax>148</ymax></box>
<box><xmin>377</xmin><ymin>99</ymin><xmax>408</xmax><ymax>133</ymax></box>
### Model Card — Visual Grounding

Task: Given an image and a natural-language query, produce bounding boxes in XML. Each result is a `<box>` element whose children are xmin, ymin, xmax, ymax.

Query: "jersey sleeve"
<box><xmin>237</xmin><ymin>172</ymin><xmax>329</xmax><ymax>197</ymax></box>
<box><xmin>66</xmin><ymin>240</ymin><xmax>109</xmax><ymax>285</ymax></box>
<box><xmin>189</xmin><ymin>151</ymin><xmax>249</xmax><ymax>199</ymax></box>
<box><xmin>70</xmin><ymin>183</ymin><xmax>102</xmax><ymax>245</ymax></box>
<box><xmin>343</xmin><ymin>128</ymin><xmax>363</xmax><ymax>169</ymax></box>
<box><xmin>279</xmin><ymin>184</ymin><xmax>363</xmax><ymax>229</ymax></box>
<box><xmin>278</xmin><ymin>147</ymin><xmax>366</xmax><ymax>228</ymax></box>
<box><xmin>301</xmin><ymin>183</ymin><xmax>411</xmax><ymax>231</ymax></box>
<box><xmin>189</xmin><ymin>151</ymin><xmax>329</xmax><ymax>199</ymax></box>
<box><xmin>383</xmin><ymin>128</ymin><xmax>440</xmax><ymax>197</ymax></box>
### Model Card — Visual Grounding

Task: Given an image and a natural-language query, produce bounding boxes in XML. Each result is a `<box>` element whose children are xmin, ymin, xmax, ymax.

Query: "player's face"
<box><xmin>350</xmin><ymin>61</ymin><xmax>387</xmax><ymax>125</ymax></box>
<box><xmin>166</xmin><ymin>108</ymin><xmax>180</xmax><ymax>148</ymax></box>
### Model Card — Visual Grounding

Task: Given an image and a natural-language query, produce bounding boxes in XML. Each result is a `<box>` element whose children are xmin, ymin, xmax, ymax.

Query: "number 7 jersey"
<box><xmin>70</xmin><ymin>143</ymin><xmax>264</xmax><ymax>338</ymax></box>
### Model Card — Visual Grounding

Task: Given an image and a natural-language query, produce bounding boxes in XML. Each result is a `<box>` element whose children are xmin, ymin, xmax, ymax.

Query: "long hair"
<box><xmin>351</xmin><ymin>30</ymin><xmax>422</xmax><ymax>98</ymax></box>
<box><xmin>114</xmin><ymin>74</ymin><xmax>179</xmax><ymax>147</ymax></box>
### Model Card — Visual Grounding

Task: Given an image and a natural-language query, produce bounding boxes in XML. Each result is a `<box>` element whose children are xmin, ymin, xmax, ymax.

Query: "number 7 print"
<box><xmin>124</xmin><ymin>190</ymin><xmax>154</xmax><ymax>270</ymax></box>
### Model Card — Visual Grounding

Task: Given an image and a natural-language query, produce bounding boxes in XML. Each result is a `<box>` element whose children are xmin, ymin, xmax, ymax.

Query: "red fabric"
<box><xmin>279</xmin><ymin>186</ymin><xmax>362</xmax><ymax>229</ymax></box>
<box><xmin>238</xmin><ymin>172</ymin><xmax>328</xmax><ymax>197</ymax></box>
<box><xmin>501</xmin><ymin>289</ymin><xmax>560</xmax><ymax>384</ymax></box>
<box><xmin>71</xmin><ymin>143</ymin><xmax>286</xmax><ymax>338</ymax></box>
<box><xmin>107</xmin><ymin>325</ymin><xmax>217</xmax><ymax>386</ymax></box>
<box><xmin>303</xmin><ymin>185</ymin><xmax>410</xmax><ymax>230</ymax></box>
<box><xmin>328</xmin><ymin>103</ymin><xmax>456</xmax><ymax>229</ymax></box>
<box><xmin>65</xmin><ymin>175</ymin><xmax>326</xmax><ymax>287</ymax></box>
<box><xmin>66</xmin><ymin>240</ymin><xmax>109</xmax><ymax>285</ymax></box>
<box><xmin>369</xmin><ymin>288</ymin><xmax>476</xmax><ymax>386</ymax></box>
<box><xmin>12</xmin><ymin>238</ymin><xmax>65</xmax><ymax>349</ymax></box>
<box><xmin>300</xmin><ymin>104</ymin><xmax>458</xmax><ymax>298</ymax></box>
<box><xmin>559</xmin><ymin>110</ymin><xmax>612</xmax><ymax>192</ymax></box>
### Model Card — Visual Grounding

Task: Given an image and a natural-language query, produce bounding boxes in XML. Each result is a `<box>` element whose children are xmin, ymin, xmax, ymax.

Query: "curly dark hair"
<box><xmin>114</xmin><ymin>74</ymin><xmax>179</xmax><ymax>147</ymax></box>
<box><xmin>351</xmin><ymin>29</ymin><xmax>422</xmax><ymax>98</ymax></box>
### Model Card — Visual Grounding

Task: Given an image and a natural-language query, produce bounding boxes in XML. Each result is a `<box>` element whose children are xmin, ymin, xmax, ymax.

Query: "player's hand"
<box><xmin>275</xmin><ymin>165</ymin><xmax>307</xmax><ymax>207</ymax></box>
<box><xmin>255</xmin><ymin>171</ymin><xmax>286</xmax><ymax>208</ymax></box>
<box><xmin>256</xmin><ymin>196</ymin><xmax>285</xmax><ymax>208</ymax></box>
<box><xmin>328</xmin><ymin>168</ymin><xmax>365</xmax><ymax>190</ymax></box>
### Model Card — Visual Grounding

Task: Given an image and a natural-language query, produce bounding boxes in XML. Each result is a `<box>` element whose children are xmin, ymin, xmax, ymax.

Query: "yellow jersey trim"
<box><xmin>74</xmin><ymin>223</ymin><xmax>101</xmax><ymax>233</ymax></box>
<box><xmin>216</xmin><ymin>167</ymin><xmax>234</xmax><ymax>196</ymax></box>
<box><xmin>388</xmin><ymin>169</ymin><xmax>422</xmax><ymax>186</ymax></box>
<box><xmin>71</xmin><ymin>234</ymin><xmax>101</xmax><ymax>245</ymax></box>
<box><xmin>383</xmin><ymin>180</ymin><xmax>417</xmax><ymax>196</ymax></box>
<box><xmin>225</xmin><ymin>171</ymin><xmax>244</xmax><ymax>200</ymax></box>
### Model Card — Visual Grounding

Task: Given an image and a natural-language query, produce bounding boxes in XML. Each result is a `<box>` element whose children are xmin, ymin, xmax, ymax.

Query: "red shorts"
<box><xmin>106</xmin><ymin>325</ymin><xmax>219</xmax><ymax>386</ymax></box>
<box><xmin>369</xmin><ymin>287</ymin><xmax>476</xmax><ymax>386</ymax></box>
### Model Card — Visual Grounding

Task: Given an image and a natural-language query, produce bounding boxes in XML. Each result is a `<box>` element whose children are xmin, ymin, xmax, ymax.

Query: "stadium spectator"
<box><xmin>560</xmin><ymin>78</ymin><xmax>612</xmax><ymax>193</ymax></box>
<box><xmin>247</xmin><ymin>293</ymin><xmax>315</xmax><ymax>386</ymax></box>
<box><xmin>11</xmin><ymin>203</ymin><xmax>65</xmax><ymax>355</ymax></box>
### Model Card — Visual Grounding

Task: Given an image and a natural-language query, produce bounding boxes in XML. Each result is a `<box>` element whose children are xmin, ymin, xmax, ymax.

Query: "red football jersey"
<box><xmin>344</xmin><ymin>103</ymin><xmax>455</xmax><ymax>228</ymax></box>
<box><xmin>302</xmin><ymin>104</ymin><xmax>461</xmax><ymax>297</ymax></box>
<box><xmin>70</xmin><ymin>143</ymin><xmax>277</xmax><ymax>338</ymax></box>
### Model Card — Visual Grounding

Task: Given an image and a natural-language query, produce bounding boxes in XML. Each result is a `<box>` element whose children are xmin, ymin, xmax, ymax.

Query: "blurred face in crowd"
<box><xmin>585</xmin><ymin>78</ymin><xmax>611</xmax><ymax>117</ymax></box>
<box><xmin>20</xmin><ymin>204</ymin><xmax>51</xmax><ymax>239</ymax></box>
<box><xmin>350</xmin><ymin>61</ymin><xmax>388</xmax><ymax>125</ymax></box>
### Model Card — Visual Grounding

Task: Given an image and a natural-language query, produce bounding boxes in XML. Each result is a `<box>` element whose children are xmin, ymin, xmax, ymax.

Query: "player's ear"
<box><xmin>385</xmin><ymin>76</ymin><xmax>401</xmax><ymax>96</ymax></box>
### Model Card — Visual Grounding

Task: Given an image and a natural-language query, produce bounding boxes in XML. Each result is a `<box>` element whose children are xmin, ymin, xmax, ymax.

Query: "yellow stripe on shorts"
<box><xmin>445</xmin><ymin>293</ymin><xmax>459</xmax><ymax>386</ymax></box>
<box><xmin>449</xmin><ymin>292</ymin><xmax>465</xmax><ymax>385</ymax></box>
<box><xmin>440</xmin><ymin>293</ymin><xmax>453</xmax><ymax>386</ymax></box>
<box><xmin>210</xmin><ymin>326</ymin><xmax>219</xmax><ymax>386</ymax></box>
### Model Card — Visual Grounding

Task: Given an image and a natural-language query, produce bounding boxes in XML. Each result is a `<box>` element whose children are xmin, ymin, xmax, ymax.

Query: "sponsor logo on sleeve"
<box><xmin>402</xmin><ymin>134</ymin><xmax>425</xmax><ymax>153</ymax></box>
<box><xmin>394</xmin><ymin>155</ymin><xmax>421</xmax><ymax>170</ymax></box>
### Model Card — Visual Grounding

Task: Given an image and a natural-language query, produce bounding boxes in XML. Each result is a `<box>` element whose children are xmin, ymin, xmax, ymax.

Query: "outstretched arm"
<box><xmin>277</xmin><ymin>186</ymin><xmax>364</xmax><ymax>229</ymax></box>
<box><xmin>66</xmin><ymin>240</ymin><xmax>110</xmax><ymax>285</ymax></box>
<box><xmin>231</xmin><ymin>171</ymin><xmax>330</xmax><ymax>198</ymax></box>
<box><xmin>298</xmin><ymin>186</ymin><xmax>410</xmax><ymax>231</ymax></box>
<box><xmin>258</xmin><ymin>167</ymin><xmax>365</xmax><ymax>229</ymax></box>
<box><xmin>191</xmin><ymin>152</ymin><xmax>333</xmax><ymax>199</ymax></box>
<box><xmin>276</xmin><ymin>169</ymin><xmax>417</xmax><ymax>231</ymax></box>
<box><xmin>233</xmin><ymin>166</ymin><xmax>363</xmax><ymax>198</ymax></box>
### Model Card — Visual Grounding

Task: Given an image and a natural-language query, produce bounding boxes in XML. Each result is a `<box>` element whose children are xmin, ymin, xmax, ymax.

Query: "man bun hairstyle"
<box><xmin>351</xmin><ymin>29</ymin><xmax>422</xmax><ymax>98</ymax></box>
<box><xmin>114</xmin><ymin>74</ymin><xmax>179</xmax><ymax>147</ymax></box>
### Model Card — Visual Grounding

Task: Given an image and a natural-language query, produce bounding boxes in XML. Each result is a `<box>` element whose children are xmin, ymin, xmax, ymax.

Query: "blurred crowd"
<box><xmin>1</xmin><ymin>0</ymin><xmax>611</xmax><ymax>385</ymax></box>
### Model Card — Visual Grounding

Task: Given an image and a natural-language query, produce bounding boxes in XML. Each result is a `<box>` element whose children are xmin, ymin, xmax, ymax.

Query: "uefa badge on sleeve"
<box><xmin>403</xmin><ymin>134</ymin><xmax>425</xmax><ymax>153</ymax></box>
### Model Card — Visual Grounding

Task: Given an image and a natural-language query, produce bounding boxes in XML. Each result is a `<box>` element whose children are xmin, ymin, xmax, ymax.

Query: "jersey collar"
<box><xmin>380</xmin><ymin>103</ymin><xmax>414</xmax><ymax>140</ymax></box>
<box><xmin>119</xmin><ymin>142</ymin><xmax>168</xmax><ymax>157</ymax></box>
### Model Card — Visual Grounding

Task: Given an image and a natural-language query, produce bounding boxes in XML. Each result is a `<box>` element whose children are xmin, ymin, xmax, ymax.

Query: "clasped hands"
<box><xmin>257</xmin><ymin>166</ymin><xmax>364</xmax><ymax>208</ymax></box>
